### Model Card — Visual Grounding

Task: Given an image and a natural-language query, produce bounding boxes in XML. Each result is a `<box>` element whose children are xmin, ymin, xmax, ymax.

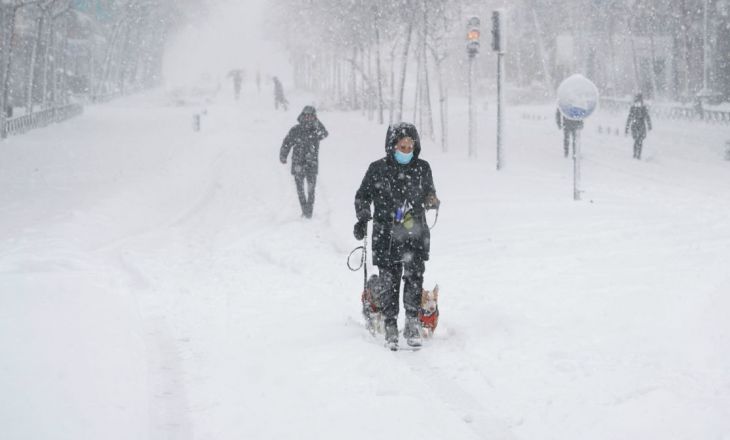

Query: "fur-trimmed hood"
<box><xmin>385</xmin><ymin>122</ymin><xmax>421</xmax><ymax>160</ymax></box>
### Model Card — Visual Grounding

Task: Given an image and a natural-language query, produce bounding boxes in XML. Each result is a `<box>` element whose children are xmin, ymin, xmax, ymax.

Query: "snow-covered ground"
<box><xmin>1</xmin><ymin>85</ymin><xmax>729</xmax><ymax>440</ymax></box>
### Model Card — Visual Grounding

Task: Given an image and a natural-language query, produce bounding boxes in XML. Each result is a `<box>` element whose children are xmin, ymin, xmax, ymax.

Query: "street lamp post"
<box><xmin>0</xmin><ymin>2</ymin><xmax>9</xmax><ymax>139</ymax></box>
<box><xmin>492</xmin><ymin>9</ymin><xmax>505</xmax><ymax>170</ymax></box>
<box><xmin>466</xmin><ymin>16</ymin><xmax>480</xmax><ymax>158</ymax></box>
<box><xmin>703</xmin><ymin>0</ymin><xmax>710</xmax><ymax>93</ymax></box>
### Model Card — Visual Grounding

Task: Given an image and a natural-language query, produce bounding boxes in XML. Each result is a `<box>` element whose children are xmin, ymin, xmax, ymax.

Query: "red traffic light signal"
<box><xmin>466</xmin><ymin>16</ymin><xmax>480</xmax><ymax>56</ymax></box>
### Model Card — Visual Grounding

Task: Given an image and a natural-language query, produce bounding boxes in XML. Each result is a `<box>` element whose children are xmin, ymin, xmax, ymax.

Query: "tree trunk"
<box><xmin>26</xmin><ymin>12</ymin><xmax>46</xmax><ymax>114</ymax></box>
<box><xmin>396</xmin><ymin>22</ymin><xmax>413</xmax><ymax>122</ymax></box>
<box><xmin>119</xmin><ymin>25</ymin><xmax>132</xmax><ymax>95</ymax></box>
<box><xmin>680</xmin><ymin>0</ymin><xmax>693</xmax><ymax>96</ymax></box>
<box><xmin>366</xmin><ymin>44</ymin><xmax>374</xmax><ymax>121</ymax></box>
<box><xmin>374</xmin><ymin>24</ymin><xmax>384</xmax><ymax>124</ymax></box>
<box><xmin>56</xmin><ymin>16</ymin><xmax>70</xmax><ymax>106</ymax></box>
<box><xmin>97</xmin><ymin>18</ymin><xmax>126</xmax><ymax>97</ymax></box>
<box><xmin>438</xmin><ymin>64</ymin><xmax>448</xmax><ymax>152</ymax></box>
<box><xmin>627</xmin><ymin>20</ymin><xmax>641</xmax><ymax>92</ymax></box>
<box><xmin>350</xmin><ymin>47</ymin><xmax>358</xmax><ymax>109</ymax></box>
<box><xmin>1</xmin><ymin>4</ymin><xmax>9</xmax><ymax>137</ymax></box>
<box><xmin>421</xmin><ymin>2</ymin><xmax>434</xmax><ymax>139</ymax></box>
<box><xmin>607</xmin><ymin>15</ymin><xmax>618</xmax><ymax>95</ymax></box>
<box><xmin>649</xmin><ymin>33</ymin><xmax>659</xmax><ymax>99</ymax></box>
<box><xmin>336</xmin><ymin>59</ymin><xmax>342</xmax><ymax>105</ymax></box>
<box><xmin>531</xmin><ymin>5</ymin><xmax>553</xmax><ymax>91</ymax></box>
<box><xmin>1</xmin><ymin>4</ymin><xmax>9</xmax><ymax>125</ymax></box>
<box><xmin>429</xmin><ymin>45</ymin><xmax>448</xmax><ymax>152</ymax></box>
<box><xmin>388</xmin><ymin>41</ymin><xmax>397</xmax><ymax>124</ymax></box>
<box><xmin>2</xmin><ymin>5</ymin><xmax>19</xmax><ymax>119</ymax></box>
<box><xmin>360</xmin><ymin>45</ymin><xmax>367</xmax><ymax>116</ymax></box>
<box><xmin>41</xmin><ymin>16</ymin><xmax>53</xmax><ymax>108</ymax></box>
<box><xmin>412</xmin><ymin>44</ymin><xmax>421</xmax><ymax>123</ymax></box>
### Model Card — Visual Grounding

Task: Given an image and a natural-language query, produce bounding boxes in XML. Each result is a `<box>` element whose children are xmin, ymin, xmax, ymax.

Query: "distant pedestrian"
<box><xmin>256</xmin><ymin>70</ymin><xmax>261</xmax><ymax>94</ymax></box>
<box><xmin>694</xmin><ymin>98</ymin><xmax>704</xmax><ymax>120</ymax></box>
<box><xmin>556</xmin><ymin>107</ymin><xmax>583</xmax><ymax>157</ymax></box>
<box><xmin>273</xmin><ymin>76</ymin><xmax>288</xmax><ymax>111</ymax></box>
<box><xmin>279</xmin><ymin>106</ymin><xmax>328</xmax><ymax>218</ymax></box>
<box><xmin>227</xmin><ymin>69</ymin><xmax>244</xmax><ymax>100</ymax></box>
<box><xmin>625</xmin><ymin>93</ymin><xmax>652</xmax><ymax>160</ymax></box>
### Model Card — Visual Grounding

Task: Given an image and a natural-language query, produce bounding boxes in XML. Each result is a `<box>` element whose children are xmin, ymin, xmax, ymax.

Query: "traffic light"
<box><xmin>491</xmin><ymin>10</ymin><xmax>503</xmax><ymax>52</ymax></box>
<box><xmin>466</xmin><ymin>16</ymin><xmax>480</xmax><ymax>57</ymax></box>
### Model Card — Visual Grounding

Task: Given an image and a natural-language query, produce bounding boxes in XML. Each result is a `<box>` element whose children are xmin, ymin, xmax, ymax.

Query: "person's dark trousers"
<box><xmin>294</xmin><ymin>173</ymin><xmax>317</xmax><ymax>217</ymax></box>
<box><xmin>633</xmin><ymin>138</ymin><xmax>644</xmax><ymax>159</ymax></box>
<box><xmin>377</xmin><ymin>257</ymin><xmax>425</xmax><ymax>328</ymax></box>
<box><xmin>564</xmin><ymin>128</ymin><xmax>577</xmax><ymax>157</ymax></box>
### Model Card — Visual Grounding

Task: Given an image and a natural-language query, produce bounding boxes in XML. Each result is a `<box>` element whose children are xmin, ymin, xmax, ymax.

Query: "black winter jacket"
<box><xmin>354</xmin><ymin>123</ymin><xmax>437</xmax><ymax>267</ymax></box>
<box><xmin>556</xmin><ymin>108</ymin><xmax>584</xmax><ymax>131</ymax></box>
<box><xmin>625</xmin><ymin>104</ymin><xmax>652</xmax><ymax>140</ymax></box>
<box><xmin>279</xmin><ymin>111</ymin><xmax>328</xmax><ymax>175</ymax></box>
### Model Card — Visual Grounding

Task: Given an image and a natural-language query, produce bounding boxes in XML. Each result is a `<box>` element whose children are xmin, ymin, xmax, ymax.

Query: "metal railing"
<box><xmin>600</xmin><ymin>97</ymin><xmax>730</xmax><ymax>125</ymax></box>
<box><xmin>1</xmin><ymin>104</ymin><xmax>84</xmax><ymax>139</ymax></box>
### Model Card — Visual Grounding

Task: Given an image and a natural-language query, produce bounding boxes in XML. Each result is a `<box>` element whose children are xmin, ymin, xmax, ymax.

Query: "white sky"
<box><xmin>162</xmin><ymin>0</ymin><xmax>291</xmax><ymax>88</ymax></box>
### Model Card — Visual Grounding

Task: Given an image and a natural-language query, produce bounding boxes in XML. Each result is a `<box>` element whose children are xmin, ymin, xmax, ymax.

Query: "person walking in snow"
<box><xmin>353</xmin><ymin>123</ymin><xmax>440</xmax><ymax>350</ymax></box>
<box><xmin>556</xmin><ymin>107</ymin><xmax>584</xmax><ymax>157</ymax></box>
<box><xmin>272</xmin><ymin>76</ymin><xmax>288</xmax><ymax>111</ymax></box>
<box><xmin>279</xmin><ymin>106</ymin><xmax>328</xmax><ymax>218</ymax></box>
<box><xmin>625</xmin><ymin>93</ymin><xmax>652</xmax><ymax>160</ymax></box>
<box><xmin>227</xmin><ymin>69</ymin><xmax>244</xmax><ymax>100</ymax></box>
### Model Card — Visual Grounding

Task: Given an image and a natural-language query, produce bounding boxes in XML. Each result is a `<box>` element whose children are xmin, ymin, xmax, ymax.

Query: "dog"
<box><xmin>361</xmin><ymin>275</ymin><xmax>384</xmax><ymax>335</ymax></box>
<box><xmin>418</xmin><ymin>284</ymin><xmax>439</xmax><ymax>337</ymax></box>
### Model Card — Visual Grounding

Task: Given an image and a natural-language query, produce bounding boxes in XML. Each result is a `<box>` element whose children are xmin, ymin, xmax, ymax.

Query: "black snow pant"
<box><xmin>234</xmin><ymin>82</ymin><xmax>241</xmax><ymax>100</ymax></box>
<box><xmin>294</xmin><ymin>173</ymin><xmax>316</xmax><ymax>217</ymax></box>
<box><xmin>377</xmin><ymin>256</ymin><xmax>425</xmax><ymax>329</ymax></box>
<box><xmin>275</xmin><ymin>97</ymin><xmax>288</xmax><ymax>111</ymax></box>
<box><xmin>563</xmin><ymin>128</ymin><xmax>577</xmax><ymax>157</ymax></box>
<box><xmin>633</xmin><ymin>136</ymin><xmax>645</xmax><ymax>159</ymax></box>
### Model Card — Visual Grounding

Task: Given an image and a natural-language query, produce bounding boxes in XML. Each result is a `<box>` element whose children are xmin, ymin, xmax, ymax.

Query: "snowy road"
<box><xmin>1</xmin><ymin>89</ymin><xmax>729</xmax><ymax>439</ymax></box>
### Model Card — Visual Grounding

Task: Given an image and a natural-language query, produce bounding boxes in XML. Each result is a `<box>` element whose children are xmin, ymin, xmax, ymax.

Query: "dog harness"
<box><xmin>418</xmin><ymin>306</ymin><xmax>439</xmax><ymax>330</ymax></box>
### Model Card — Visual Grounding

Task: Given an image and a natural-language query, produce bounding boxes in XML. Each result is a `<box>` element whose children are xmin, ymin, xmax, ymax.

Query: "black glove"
<box><xmin>425</xmin><ymin>194</ymin><xmax>441</xmax><ymax>210</ymax></box>
<box><xmin>353</xmin><ymin>220</ymin><xmax>368</xmax><ymax>240</ymax></box>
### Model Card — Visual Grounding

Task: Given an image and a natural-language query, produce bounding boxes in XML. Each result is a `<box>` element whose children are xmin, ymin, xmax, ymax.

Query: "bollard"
<box><xmin>193</xmin><ymin>113</ymin><xmax>201</xmax><ymax>132</ymax></box>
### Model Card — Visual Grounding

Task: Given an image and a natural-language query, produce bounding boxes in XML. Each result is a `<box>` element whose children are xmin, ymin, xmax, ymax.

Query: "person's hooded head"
<box><xmin>634</xmin><ymin>93</ymin><xmax>643</xmax><ymax>104</ymax></box>
<box><xmin>385</xmin><ymin>122</ymin><xmax>421</xmax><ymax>165</ymax></box>
<box><xmin>297</xmin><ymin>105</ymin><xmax>317</xmax><ymax>125</ymax></box>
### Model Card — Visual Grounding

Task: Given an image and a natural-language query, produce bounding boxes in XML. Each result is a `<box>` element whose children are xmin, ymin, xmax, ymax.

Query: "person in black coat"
<box><xmin>625</xmin><ymin>93</ymin><xmax>652</xmax><ymax>159</ymax></box>
<box><xmin>353</xmin><ymin>122</ymin><xmax>440</xmax><ymax>349</ymax></box>
<box><xmin>272</xmin><ymin>76</ymin><xmax>288</xmax><ymax>111</ymax></box>
<box><xmin>556</xmin><ymin>107</ymin><xmax>584</xmax><ymax>157</ymax></box>
<box><xmin>227</xmin><ymin>69</ymin><xmax>244</xmax><ymax>100</ymax></box>
<box><xmin>280</xmin><ymin>106</ymin><xmax>328</xmax><ymax>218</ymax></box>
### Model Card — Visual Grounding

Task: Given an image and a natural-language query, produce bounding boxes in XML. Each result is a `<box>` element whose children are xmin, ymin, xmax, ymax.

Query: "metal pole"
<box><xmin>702</xmin><ymin>0</ymin><xmax>710</xmax><ymax>93</ymax></box>
<box><xmin>496</xmin><ymin>52</ymin><xmax>504</xmax><ymax>170</ymax></box>
<box><xmin>0</xmin><ymin>3</ymin><xmax>8</xmax><ymax>139</ymax></box>
<box><xmin>468</xmin><ymin>54</ymin><xmax>475</xmax><ymax>157</ymax></box>
<box><xmin>573</xmin><ymin>129</ymin><xmax>582</xmax><ymax>201</ymax></box>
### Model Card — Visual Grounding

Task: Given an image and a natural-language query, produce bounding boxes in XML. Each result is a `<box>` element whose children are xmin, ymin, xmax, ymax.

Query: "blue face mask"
<box><xmin>394</xmin><ymin>150</ymin><xmax>414</xmax><ymax>165</ymax></box>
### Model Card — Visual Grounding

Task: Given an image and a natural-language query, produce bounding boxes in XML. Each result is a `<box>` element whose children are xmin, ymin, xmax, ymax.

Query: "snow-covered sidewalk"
<box><xmin>1</xmin><ymin>89</ymin><xmax>729</xmax><ymax>439</ymax></box>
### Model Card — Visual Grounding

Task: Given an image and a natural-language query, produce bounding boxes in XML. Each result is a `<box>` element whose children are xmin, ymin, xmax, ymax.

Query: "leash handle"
<box><xmin>426</xmin><ymin>206</ymin><xmax>440</xmax><ymax>230</ymax></box>
<box><xmin>362</xmin><ymin>230</ymin><xmax>368</xmax><ymax>289</ymax></box>
<box><xmin>346</xmin><ymin>223</ymin><xmax>370</xmax><ymax>291</ymax></box>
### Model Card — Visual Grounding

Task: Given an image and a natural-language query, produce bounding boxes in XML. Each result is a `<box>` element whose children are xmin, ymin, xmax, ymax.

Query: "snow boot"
<box><xmin>385</xmin><ymin>323</ymin><xmax>398</xmax><ymax>351</ymax></box>
<box><xmin>404</xmin><ymin>316</ymin><xmax>422</xmax><ymax>348</ymax></box>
